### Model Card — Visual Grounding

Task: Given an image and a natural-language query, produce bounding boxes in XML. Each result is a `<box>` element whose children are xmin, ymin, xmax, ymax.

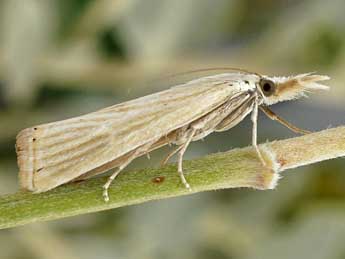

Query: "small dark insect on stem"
<box><xmin>152</xmin><ymin>176</ymin><xmax>165</xmax><ymax>184</ymax></box>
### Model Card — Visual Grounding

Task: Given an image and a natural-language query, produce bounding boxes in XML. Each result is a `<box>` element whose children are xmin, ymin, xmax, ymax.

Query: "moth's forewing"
<box><xmin>16</xmin><ymin>74</ymin><xmax>245</xmax><ymax>192</ymax></box>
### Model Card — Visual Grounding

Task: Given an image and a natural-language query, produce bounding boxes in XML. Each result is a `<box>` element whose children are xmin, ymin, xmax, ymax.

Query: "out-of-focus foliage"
<box><xmin>0</xmin><ymin>0</ymin><xmax>344</xmax><ymax>258</ymax></box>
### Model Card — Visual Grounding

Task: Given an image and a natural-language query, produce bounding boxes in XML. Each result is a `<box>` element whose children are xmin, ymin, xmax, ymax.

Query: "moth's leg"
<box><xmin>161</xmin><ymin>145</ymin><xmax>183</xmax><ymax>166</ymax></box>
<box><xmin>251</xmin><ymin>99</ymin><xmax>266</xmax><ymax>165</ymax></box>
<box><xmin>259</xmin><ymin>106</ymin><xmax>311</xmax><ymax>134</ymax></box>
<box><xmin>177</xmin><ymin>128</ymin><xmax>197</xmax><ymax>190</ymax></box>
<box><xmin>103</xmin><ymin>142</ymin><xmax>153</xmax><ymax>202</ymax></box>
<box><xmin>103</xmin><ymin>164</ymin><xmax>129</xmax><ymax>202</ymax></box>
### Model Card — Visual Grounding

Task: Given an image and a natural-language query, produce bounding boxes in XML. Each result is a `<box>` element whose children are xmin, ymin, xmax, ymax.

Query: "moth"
<box><xmin>16</xmin><ymin>68</ymin><xmax>330</xmax><ymax>201</ymax></box>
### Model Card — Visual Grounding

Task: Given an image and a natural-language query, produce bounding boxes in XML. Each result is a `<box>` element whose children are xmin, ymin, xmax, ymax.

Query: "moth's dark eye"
<box><xmin>260</xmin><ymin>79</ymin><xmax>275</xmax><ymax>96</ymax></box>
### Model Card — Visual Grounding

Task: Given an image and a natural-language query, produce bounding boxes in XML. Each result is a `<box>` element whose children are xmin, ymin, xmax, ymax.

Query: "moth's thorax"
<box><xmin>203</xmin><ymin>73</ymin><xmax>259</xmax><ymax>91</ymax></box>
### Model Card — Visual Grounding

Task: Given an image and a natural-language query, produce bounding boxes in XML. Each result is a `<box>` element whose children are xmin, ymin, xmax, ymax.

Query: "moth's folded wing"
<box><xmin>16</xmin><ymin>119</ymin><xmax>112</xmax><ymax>192</ymax></box>
<box><xmin>16</xmin><ymin>77</ymin><xmax>239</xmax><ymax>192</ymax></box>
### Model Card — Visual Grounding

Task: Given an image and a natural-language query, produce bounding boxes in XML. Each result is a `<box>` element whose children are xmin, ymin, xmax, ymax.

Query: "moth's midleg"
<box><xmin>251</xmin><ymin>98</ymin><xmax>266</xmax><ymax>165</ymax></box>
<box><xmin>177</xmin><ymin>128</ymin><xmax>197</xmax><ymax>190</ymax></box>
<box><xmin>259</xmin><ymin>106</ymin><xmax>311</xmax><ymax>135</ymax></box>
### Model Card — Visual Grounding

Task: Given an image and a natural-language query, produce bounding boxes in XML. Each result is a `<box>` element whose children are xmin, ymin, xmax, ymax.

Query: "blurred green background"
<box><xmin>1</xmin><ymin>0</ymin><xmax>345</xmax><ymax>258</ymax></box>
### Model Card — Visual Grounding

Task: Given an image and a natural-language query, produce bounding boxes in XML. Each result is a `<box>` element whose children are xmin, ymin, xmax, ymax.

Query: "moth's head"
<box><xmin>257</xmin><ymin>73</ymin><xmax>330</xmax><ymax>105</ymax></box>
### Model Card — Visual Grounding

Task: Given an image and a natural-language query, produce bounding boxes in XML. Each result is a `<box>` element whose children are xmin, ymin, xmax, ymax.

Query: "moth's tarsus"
<box><xmin>103</xmin><ymin>185</ymin><xmax>110</xmax><ymax>202</ymax></box>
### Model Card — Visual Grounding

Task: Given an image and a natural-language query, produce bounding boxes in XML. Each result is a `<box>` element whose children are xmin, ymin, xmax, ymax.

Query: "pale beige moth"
<box><xmin>15</xmin><ymin>69</ymin><xmax>330</xmax><ymax>201</ymax></box>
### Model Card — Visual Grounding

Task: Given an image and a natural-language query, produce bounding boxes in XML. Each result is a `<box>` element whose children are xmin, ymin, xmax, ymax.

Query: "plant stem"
<box><xmin>0</xmin><ymin>126</ymin><xmax>345</xmax><ymax>229</ymax></box>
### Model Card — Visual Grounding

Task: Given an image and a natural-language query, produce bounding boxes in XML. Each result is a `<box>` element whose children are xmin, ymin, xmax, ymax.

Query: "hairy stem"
<box><xmin>0</xmin><ymin>126</ymin><xmax>344</xmax><ymax>229</ymax></box>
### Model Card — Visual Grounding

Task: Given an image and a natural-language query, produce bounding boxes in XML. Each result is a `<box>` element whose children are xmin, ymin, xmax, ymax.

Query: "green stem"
<box><xmin>0</xmin><ymin>126</ymin><xmax>344</xmax><ymax>229</ymax></box>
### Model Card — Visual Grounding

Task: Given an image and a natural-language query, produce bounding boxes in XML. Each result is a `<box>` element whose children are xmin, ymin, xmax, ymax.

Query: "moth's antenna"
<box><xmin>163</xmin><ymin>67</ymin><xmax>262</xmax><ymax>80</ymax></box>
<box><xmin>146</xmin><ymin>67</ymin><xmax>262</xmax><ymax>90</ymax></box>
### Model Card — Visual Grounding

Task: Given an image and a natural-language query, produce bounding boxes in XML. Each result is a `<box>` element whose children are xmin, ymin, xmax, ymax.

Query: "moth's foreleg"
<box><xmin>177</xmin><ymin>128</ymin><xmax>197</xmax><ymax>190</ymax></box>
<box><xmin>259</xmin><ymin>106</ymin><xmax>311</xmax><ymax>135</ymax></box>
<box><xmin>251</xmin><ymin>99</ymin><xmax>266</xmax><ymax>165</ymax></box>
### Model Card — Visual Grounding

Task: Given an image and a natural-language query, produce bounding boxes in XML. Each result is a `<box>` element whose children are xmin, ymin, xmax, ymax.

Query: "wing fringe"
<box><xmin>16</xmin><ymin>128</ymin><xmax>36</xmax><ymax>191</ymax></box>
